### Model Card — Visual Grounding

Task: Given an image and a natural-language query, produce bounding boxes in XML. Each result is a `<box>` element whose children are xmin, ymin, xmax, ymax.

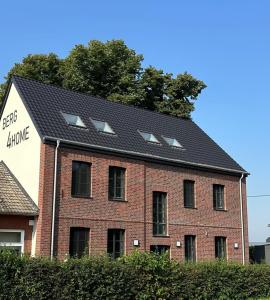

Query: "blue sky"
<box><xmin>1</xmin><ymin>0</ymin><xmax>269</xmax><ymax>242</ymax></box>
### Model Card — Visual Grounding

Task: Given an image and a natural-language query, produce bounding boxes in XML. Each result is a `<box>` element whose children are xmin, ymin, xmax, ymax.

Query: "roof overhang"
<box><xmin>0</xmin><ymin>161</ymin><xmax>39</xmax><ymax>216</ymax></box>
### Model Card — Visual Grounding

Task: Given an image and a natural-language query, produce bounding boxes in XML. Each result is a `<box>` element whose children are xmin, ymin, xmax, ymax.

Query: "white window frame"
<box><xmin>0</xmin><ymin>229</ymin><xmax>25</xmax><ymax>254</ymax></box>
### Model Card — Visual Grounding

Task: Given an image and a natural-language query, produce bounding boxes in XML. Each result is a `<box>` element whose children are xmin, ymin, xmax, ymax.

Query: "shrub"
<box><xmin>0</xmin><ymin>250</ymin><xmax>270</xmax><ymax>299</ymax></box>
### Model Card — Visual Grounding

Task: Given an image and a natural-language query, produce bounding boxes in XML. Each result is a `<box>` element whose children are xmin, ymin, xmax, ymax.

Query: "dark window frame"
<box><xmin>215</xmin><ymin>236</ymin><xmax>227</xmax><ymax>259</ymax></box>
<box><xmin>90</xmin><ymin>118</ymin><xmax>116</xmax><ymax>135</ymax></box>
<box><xmin>61</xmin><ymin>112</ymin><xmax>87</xmax><ymax>129</ymax></box>
<box><xmin>71</xmin><ymin>161</ymin><xmax>91</xmax><ymax>198</ymax></box>
<box><xmin>184</xmin><ymin>235</ymin><xmax>196</xmax><ymax>262</ymax></box>
<box><xmin>162</xmin><ymin>136</ymin><xmax>183</xmax><ymax>149</ymax></box>
<box><xmin>108</xmin><ymin>166</ymin><xmax>126</xmax><ymax>201</ymax></box>
<box><xmin>153</xmin><ymin>192</ymin><xmax>167</xmax><ymax>236</ymax></box>
<box><xmin>184</xmin><ymin>180</ymin><xmax>195</xmax><ymax>208</ymax></box>
<box><xmin>69</xmin><ymin>227</ymin><xmax>90</xmax><ymax>258</ymax></box>
<box><xmin>213</xmin><ymin>184</ymin><xmax>225</xmax><ymax>210</ymax></box>
<box><xmin>138</xmin><ymin>130</ymin><xmax>161</xmax><ymax>144</ymax></box>
<box><xmin>107</xmin><ymin>229</ymin><xmax>125</xmax><ymax>259</ymax></box>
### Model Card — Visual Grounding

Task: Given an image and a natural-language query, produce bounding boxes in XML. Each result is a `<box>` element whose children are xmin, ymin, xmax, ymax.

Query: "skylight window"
<box><xmin>62</xmin><ymin>112</ymin><xmax>86</xmax><ymax>128</ymax></box>
<box><xmin>138</xmin><ymin>131</ymin><xmax>160</xmax><ymax>144</ymax></box>
<box><xmin>91</xmin><ymin>119</ymin><xmax>115</xmax><ymax>134</ymax></box>
<box><xmin>162</xmin><ymin>136</ymin><xmax>183</xmax><ymax>148</ymax></box>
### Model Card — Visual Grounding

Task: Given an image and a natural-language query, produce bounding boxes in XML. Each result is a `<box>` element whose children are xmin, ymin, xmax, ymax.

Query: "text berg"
<box><xmin>6</xmin><ymin>126</ymin><xmax>30</xmax><ymax>148</ymax></box>
<box><xmin>3</xmin><ymin>110</ymin><xmax>17</xmax><ymax>130</ymax></box>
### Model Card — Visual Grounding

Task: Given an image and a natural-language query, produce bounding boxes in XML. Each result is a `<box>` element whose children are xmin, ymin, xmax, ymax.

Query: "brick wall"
<box><xmin>35</xmin><ymin>144</ymin><xmax>55</xmax><ymax>256</ymax></box>
<box><xmin>36</xmin><ymin>144</ymin><xmax>249</xmax><ymax>263</ymax></box>
<box><xmin>0</xmin><ymin>215</ymin><xmax>34</xmax><ymax>254</ymax></box>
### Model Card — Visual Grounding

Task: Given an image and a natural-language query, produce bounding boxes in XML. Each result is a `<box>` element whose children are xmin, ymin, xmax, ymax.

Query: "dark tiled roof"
<box><xmin>11</xmin><ymin>76</ymin><xmax>246</xmax><ymax>174</ymax></box>
<box><xmin>0</xmin><ymin>161</ymin><xmax>39</xmax><ymax>216</ymax></box>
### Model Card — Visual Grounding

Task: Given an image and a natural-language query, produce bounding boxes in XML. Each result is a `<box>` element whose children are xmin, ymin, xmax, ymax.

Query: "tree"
<box><xmin>62</xmin><ymin>40</ymin><xmax>142</xmax><ymax>99</ymax></box>
<box><xmin>156</xmin><ymin>72</ymin><xmax>207</xmax><ymax>118</ymax></box>
<box><xmin>0</xmin><ymin>53</ymin><xmax>63</xmax><ymax>102</ymax></box>
<box><xmin>0</xmin><ymin>40</ymin><xmax>206</xmax><ymax>118</ymax></box>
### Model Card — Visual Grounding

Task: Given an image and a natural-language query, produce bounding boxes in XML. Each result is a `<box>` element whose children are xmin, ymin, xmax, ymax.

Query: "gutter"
<box><xmin>239</xmin><ymin>173</ymin><xmax>245</xmax><ymax>265</ymax></box>
<box><xmin>43</xmin><ymin>136</ymin><xmax>249</xmax><ymax>176</ymax></box>
<box><xmin>50</xmin><ymin>140</ymin><xmax>60</xmax><ymax>260</ymax></box>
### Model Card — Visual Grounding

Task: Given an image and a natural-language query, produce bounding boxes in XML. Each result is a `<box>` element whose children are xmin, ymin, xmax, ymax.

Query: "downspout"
<box><xmin>50</xmin><ymin>140</ymin><xmax>60</xmax><ymax>260</ymax></box>
<box><xmin>239</xmin><ymin>173</ymin><xmax>245</xmax><ymax>265</ymax></box>
<box><xmin>144</xmin><ymin>163</ymin><xmax>147</xmax><ymax>251</ymax></box>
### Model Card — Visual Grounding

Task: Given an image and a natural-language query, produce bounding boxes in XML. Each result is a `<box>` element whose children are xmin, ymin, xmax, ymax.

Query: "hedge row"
<box><xmin>0</xmin><ymin>251</ymin><xmax>270</xmax><ymax>300</ymax></box>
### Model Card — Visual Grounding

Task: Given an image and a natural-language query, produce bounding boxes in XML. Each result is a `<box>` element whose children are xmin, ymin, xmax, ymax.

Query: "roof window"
<box><xmin>62</xmin><ymin>112</ymin><xmax>86</xmax><ymax>128</ymax></box>
<box><xmin>91</xmin><ymin>119</ymin><xmax>115</xmax><ymax>134</ymax></box>
<box><xmin>162</xmin><ymin>136</ymin><xmax>183</xmax><ymax>148</ymax></box>
<box><xmin>138</xmin><ymin>131</ymin><xmax>160</xmax><ymax>144</ymax></box>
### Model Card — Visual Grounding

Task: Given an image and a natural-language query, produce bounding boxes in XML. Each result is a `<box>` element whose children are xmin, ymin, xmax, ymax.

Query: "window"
<box><xmin>185</xmin><ymin>235</ymin><xmax>196</xmax><ymax>262</ymax></box>
<box><xmin>62</xmin><ymin>112</ymin><xmax>86</xmax><ymax>128</ymax></box>
<box><xmin>213</xmin><ymin>184</ymin><xmax>225</xmax><ymax>210</ymax></box>
<box><xmin>162</xmin><ymin>136</ymin><xmax>183</xmax><ymax>148</ymax></box>
<box><xmin>69</xmin><ymin>227</ymin><xmax>89</xmax><ymax>258</ymax></box>
<box><xmin>0</xmin><ymin>230</ymin><xmax>24</xmax><ymax>254</ymax></box>
<box><xmin>153</xmin><ymin>192</ymin><xmax>167</xmax><ymax>236</ymax></box>
<box><xmin>150</xmin><ymin>245</ymin><xmax>170</xmax><ymax>255</ymax></box>
<box><xmin>138</xmin><ymin>131</ymin><xmax>160</xmax><ymax>144</ymax></box>
<box><xmin>184</xmin><ymin>180</ymin><xmax>195</xmax><ymax>208</ymax></box>
<box><xmin>107</xmin><ymin>229</ymin><xmax>125</xmax><ymax>259</ymax></box>
<box><xmin>71</xmin><ymin>161</ymin><xmax>91</xmax><ymax>197</ymax></box>
<box><xmin>215</xmin><ymin>236</ymin><xmax>227</xmax><ymax>259</ymax></box>
<box><xmin>91</xmin><ymin>119</ymin><xmax>115</xmax><ymax>134</ymax></box>
<box><xmin>109</xmin><ymin>167</ymin><xmax>126</xmax><ymax>200</ymax></box>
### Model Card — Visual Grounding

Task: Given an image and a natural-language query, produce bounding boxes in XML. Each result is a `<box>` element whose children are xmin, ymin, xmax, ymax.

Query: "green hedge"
<box><xmin>0</xmin><ymin>251</ymin><xmax>270</xmax><ymax>300</ymax></box>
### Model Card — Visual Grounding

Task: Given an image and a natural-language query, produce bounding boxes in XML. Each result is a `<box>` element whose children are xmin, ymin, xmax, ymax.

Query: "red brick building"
<box><xmin>0</xmin><ymin>76</ymin><xmax>249</xmax><ymax>263</ymax></box>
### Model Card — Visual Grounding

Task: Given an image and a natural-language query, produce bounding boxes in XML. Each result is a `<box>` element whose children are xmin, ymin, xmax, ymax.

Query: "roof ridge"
<box><xmin>12</xmin><ymin>75</ymin><xmax>192</xmax><ymax>123</ymax></box>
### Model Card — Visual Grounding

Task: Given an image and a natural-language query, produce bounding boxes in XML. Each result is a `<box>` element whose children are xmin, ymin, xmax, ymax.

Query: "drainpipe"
<box><xmin>50</xmin><ymin>140</ymin><xmax>60</xmax><ymax>260</ymax></box>
<box><xmin>143</xmin><ymin>163</ymin><xmax>147</xmax><ymax>251</ymax></box>
<box><xmin>239</xmin><ymin>173</ymin><xmax>245</xmax><ymax>265</ymax></box>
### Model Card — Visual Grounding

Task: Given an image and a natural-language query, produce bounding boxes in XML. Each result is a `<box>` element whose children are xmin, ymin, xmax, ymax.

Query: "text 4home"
<box><xmin>2</xmin><ymin>110</ymin><xmax>30</xmax><ymax>148</ymax></box>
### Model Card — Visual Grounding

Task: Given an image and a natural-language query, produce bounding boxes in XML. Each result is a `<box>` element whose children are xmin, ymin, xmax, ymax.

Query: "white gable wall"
<box><xmin>0</xmin><ymin>83</ymin><xmax>41</xmax><ymax>204</ymax></box>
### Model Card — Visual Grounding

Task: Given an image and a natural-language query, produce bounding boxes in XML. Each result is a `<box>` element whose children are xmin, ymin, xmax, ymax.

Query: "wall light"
<box><xmin>234</xmin><ymin>243</ymin><xmax>239</xmax><ymax>249</ymax></box>
<box><xmin>176</xmin><ymin>241</ymin><xmax>181</xmax><ymax>247</ymax></box>
<box><xmin>133</xmin><ymin>240</ymin><xmax>140</xmax><ymax>247</ymax></box>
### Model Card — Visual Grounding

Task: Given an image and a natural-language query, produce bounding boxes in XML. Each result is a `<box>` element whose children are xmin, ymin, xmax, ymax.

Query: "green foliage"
<box><xmin>0</xmin><ymin>53</ymin><xmax>63</xmax><ymax>102</ymax></box>
<box><xmin>120</xmin><ymin>251</ymin><xmax>182</xmax><ymax>299</ymax></box>
<box><xmin>0</xmin><ymin>40</ymin><xmax>206</xmax><ymax>119</ymax></box>
<box><xmin>1</xmin><ymin>251</ymin><xmax>270</xmax><ymax>300</ymax></box>
<box><xmin>156</xmin><ymin>72</ymin><xmax>206</xmax><ymax>118</ymax></box>
<box><xmin>61</xmin><ymin>40</ymin><xmax>142</xmax><ymax>100</ymax></box>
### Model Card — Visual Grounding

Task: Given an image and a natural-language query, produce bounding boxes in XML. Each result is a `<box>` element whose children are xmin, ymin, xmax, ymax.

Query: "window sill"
<box><xmin>71</xmin><ymin>195</ymin><xmax>93</xmax><ymax>200</ymax></box>
<box><xmin>109</xmin><ymin>198</ymin><xmax>127</xmax><ymax>202</ymax></box>
<box><xmin>153</xmin><ymin>235</ymin><xmax>170</xmax><ymax>238</ymax></box>
<box><xmin>214</xmin><ymin>208</ymin><xmax>227</xmax><ymax>212</ymax></box>
<box><xmin>184</xmin><ymin>206</ymin><xmax>197</xmax><ymax>210</ymax></box>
